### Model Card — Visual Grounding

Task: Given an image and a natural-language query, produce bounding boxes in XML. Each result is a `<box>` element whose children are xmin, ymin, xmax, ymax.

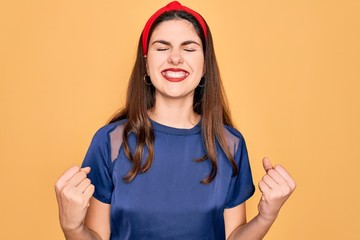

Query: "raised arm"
<box><xmin>55</xmin><ymin>166</ymin><xmax>110</xmax><ymax>240</ymax></box>
<box><xmin>224</xmin><ymin>157</ymin><xmax>296</xmax><ymax>240</ymax></box>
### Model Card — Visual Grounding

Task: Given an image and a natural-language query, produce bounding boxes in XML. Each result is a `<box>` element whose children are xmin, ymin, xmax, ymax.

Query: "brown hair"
<box><xmin>109</xmin><ymin>11</ymin><xmax>239</xmax><ymax>184</ymax></box>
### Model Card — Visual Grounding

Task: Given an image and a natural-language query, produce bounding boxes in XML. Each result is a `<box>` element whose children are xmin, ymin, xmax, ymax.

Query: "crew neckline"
<box><xmin>149</xmin><ymin>118</ymin><xmax>202</xmax><ymax>135</ymax></box>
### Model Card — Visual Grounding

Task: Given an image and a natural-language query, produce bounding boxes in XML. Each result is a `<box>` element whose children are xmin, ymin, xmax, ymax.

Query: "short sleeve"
<box><xmin>225</xmin><ymin>135</ymin><xmax>255</xmax><ymax>208</ymax></box>
<box><xmin>81</xmin><ymin>126</ymin><xmax>114</xmax><ymax>204</ymax></box>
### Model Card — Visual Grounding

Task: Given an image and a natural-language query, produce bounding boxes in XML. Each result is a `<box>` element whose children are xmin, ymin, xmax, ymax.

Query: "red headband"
<box><xmin>141</xmin><ymin>1</ymin><xmax>207</xmax><ymax>56</ymax></box>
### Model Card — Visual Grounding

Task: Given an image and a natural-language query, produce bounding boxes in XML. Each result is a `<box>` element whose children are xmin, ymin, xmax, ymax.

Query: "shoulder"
<box><xmin>91</xmin><ymin>119</ymin><xmax>128</xmax><ymax>145</ymax></box>
<box><xmin>223</xmin><ymin>125</ymin><xmax>246</xmax><ymax>151</ymax></box>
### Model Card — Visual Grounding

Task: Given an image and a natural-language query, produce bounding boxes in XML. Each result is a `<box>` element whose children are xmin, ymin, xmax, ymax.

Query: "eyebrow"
<box><xmin>151</xmin><ymin>40</ymin><xmax>201</xmax><ymax>46</ymax></box>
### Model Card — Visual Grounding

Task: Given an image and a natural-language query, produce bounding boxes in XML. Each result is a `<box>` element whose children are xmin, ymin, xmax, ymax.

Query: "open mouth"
<box><xmin>161</xmin><ymin>68</ymin><xmax>189</xmax><ymax>82</ymax></box>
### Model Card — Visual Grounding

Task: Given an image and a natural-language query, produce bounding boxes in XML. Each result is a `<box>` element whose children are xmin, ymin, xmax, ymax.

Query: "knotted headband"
<box><xmin>141</xmin><ymin>1</ymin><xmax>207</xmax><ymax>56</ymax></box>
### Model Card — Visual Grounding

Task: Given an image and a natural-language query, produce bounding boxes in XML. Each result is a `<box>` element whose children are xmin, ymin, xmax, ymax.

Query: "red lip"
<box><xmin>161</xmin><ymin>68</ymin><xmax>189</xmax><ymax>82</ymax></box>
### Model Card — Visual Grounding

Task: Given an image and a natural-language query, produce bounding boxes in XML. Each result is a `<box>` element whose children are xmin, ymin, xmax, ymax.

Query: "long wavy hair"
<box><xmin>109</xmin><ymin>11</ymin><xmax>239</xmax><ymax>184</ymax></box>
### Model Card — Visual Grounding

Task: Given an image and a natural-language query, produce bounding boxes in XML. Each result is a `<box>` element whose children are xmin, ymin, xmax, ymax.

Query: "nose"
<box><xmin>167</xmin><ymin>49</ymin><xmax>183</xmax><ymax>65</ymax></box>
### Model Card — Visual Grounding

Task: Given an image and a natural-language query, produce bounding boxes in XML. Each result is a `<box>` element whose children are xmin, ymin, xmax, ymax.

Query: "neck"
<box><xmin>148</xmin><ymin>95</ymin><xmax>200</xmax><ymax>129</ymax></box>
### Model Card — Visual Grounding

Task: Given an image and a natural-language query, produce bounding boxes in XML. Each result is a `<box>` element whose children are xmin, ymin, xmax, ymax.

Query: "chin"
<box><xmin>157</xmin><ymin>89</ymin><xmax>195</xmax><ymax>100</ymax></box>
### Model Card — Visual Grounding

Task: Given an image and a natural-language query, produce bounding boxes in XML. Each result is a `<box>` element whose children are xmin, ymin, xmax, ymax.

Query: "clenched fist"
<box><xmin>55</xmin><ymin>166</ymin><xmax>95</xmax><ymax>233</ymax></box>
<box><xmin>258</xmin><ymin>158</ymin><xmax>296</xmax><ymax>221</ymax></box>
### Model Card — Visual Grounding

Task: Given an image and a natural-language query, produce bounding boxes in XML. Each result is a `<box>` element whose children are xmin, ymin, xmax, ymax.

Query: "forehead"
<box><xmin>149</xmin><ymin>19</ymin><xmax>200</xmax><ymax>42</ymax></box>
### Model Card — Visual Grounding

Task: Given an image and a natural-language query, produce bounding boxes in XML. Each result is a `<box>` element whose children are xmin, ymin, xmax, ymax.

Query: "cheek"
<box><xmin>190</xmin><ymin>56</ymin><xmax>205</xmax><ymax>74</ymax></box>
<box><xmin>147</xmin><ymin>63</ymin><xmax>159</xmax><ymax>77</ymax></box>
<box><xmin>146</xmin><ymin>59</ymin><xmax>156</xmax><ymax>75</ymax></box>
<box><xmin>147</xmin><ymin>55</ymin><xmax>166</xmax><ymax>74</ymax></box>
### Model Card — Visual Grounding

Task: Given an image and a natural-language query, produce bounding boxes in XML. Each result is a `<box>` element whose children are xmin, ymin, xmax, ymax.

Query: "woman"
<box><xmin>55</xmin><ymin>1</ymin><xmax>296</xmax><ymax>239</ymax></box>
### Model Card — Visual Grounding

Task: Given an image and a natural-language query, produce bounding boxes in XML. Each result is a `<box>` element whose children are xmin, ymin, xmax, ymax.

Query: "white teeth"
<box><xmin>162</xmin><ymin>71</ymin><xmax>188</xmax><ymax>78</ymax></box>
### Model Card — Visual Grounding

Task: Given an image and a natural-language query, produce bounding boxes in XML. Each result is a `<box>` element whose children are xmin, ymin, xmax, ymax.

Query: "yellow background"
<box><xmin>1</xmin><ymin>0</ymin><xmax>359</xmax><ymax>239</ymax></box>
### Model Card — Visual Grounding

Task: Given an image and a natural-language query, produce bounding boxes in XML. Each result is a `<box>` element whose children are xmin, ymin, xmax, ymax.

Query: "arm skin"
<box><xmin>224</xmin><ymin>205</ymin><xmax>275</xmax><ymax>240</ymax></box>
<box><xmin>83</xmin><ymin>197</ymin><xmax>111</xmax><ymax>240</ymax></box>
<box><xmin>224</xmin><ymin>158</ymin><xmax>296</xmax><ymax>240</ymax></box>
<box><xmin>55</xmin><ymin>166</ymin><xmax>111</xmax><ymax>240</ymax></box>
<box><xmin>62</xmin><ymin>198</ymin><xmax>111</xmax><ymax>240</ymax></box>
<box><xmin>62</xmin><ymin>224</ymin><xmax>102</xmax><ymax>240</ymax></box>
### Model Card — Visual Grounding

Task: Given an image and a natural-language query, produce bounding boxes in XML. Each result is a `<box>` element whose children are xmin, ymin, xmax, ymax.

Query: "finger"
<box><xmin>77</xmin><ymin>178</ymin><xmax>91</xmax><ymax>193</ymax></box>
<box><xmin>274</xmin><ymin>165</ymin><xmax>296</xmax><ymax>189</ymax></box>
<box><xmin>262</xmin><ymin>175</ymin><xmax>278</xmax><ymax>189</ymax></box>
<box><xmin>262</xmin><ymin>157</ymin><xmax>273</xmax><ymax>172</ymax></box>
<box><xmin>83</xmin><ymin>184</ymin><xmax>95</xmax><ymax>200</ymax></box>
<box><xmin>80</xmin><ymin>167</ymin><xmax>91</xmax><ymax>174</ymax></box>
<box><xmin>267</xmin><ymin>169</ymin><xmax>288</xmax><ymax>186</ymax></box>
<box><xmin>67</xmin><ymin>171</ymin><xmax>89</xmax><ymax>187</ymax></box>
<box><xmin>258</xmin><ymin>180</ymin><xmax>271</xmax><ymax>194</ymax></box>
<box><xmin>55</xmin><ymin>166</ymin><xmax>80</xmax><ymax>189</ymax></box>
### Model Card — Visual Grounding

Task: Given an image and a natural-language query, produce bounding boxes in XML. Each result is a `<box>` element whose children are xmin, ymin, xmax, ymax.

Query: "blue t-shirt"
<box><xmin>82</xmin><ymin>119</ymin><xmax>255</xmax><ymax>240</ymax></box>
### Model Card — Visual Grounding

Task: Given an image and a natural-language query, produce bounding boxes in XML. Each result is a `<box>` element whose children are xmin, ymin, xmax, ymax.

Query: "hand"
<box><xmin>54</xmin><ymin>166</ymin><xmax>95</xmax><ymax>233</ymax></box>
<box><xmin>258</xmin><ymin>157</ymin><xmax>296</xmax><ymax>222</ymax></box>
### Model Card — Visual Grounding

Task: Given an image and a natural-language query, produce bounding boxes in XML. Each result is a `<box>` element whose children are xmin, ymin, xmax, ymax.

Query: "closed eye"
<box><xmin>182</xmin><ymin>41</ymin><xmax>201</xmax><ymax>52</ymax></box>
<box><xmin>157</xmin><ymin>48</ymin><xmax>169</xmax><ymax>51</ymax></box>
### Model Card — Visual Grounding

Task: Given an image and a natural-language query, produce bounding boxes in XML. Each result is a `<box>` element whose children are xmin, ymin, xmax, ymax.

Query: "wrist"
<box><xmin>62</xmin><ymin>224</ymin><xmax>85</xmax><ymax>238</ymax></box>
<box><xmin>257</xmin><ymin>212</ymin><xmax>277</xmax><ymax>226</ymax></box>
